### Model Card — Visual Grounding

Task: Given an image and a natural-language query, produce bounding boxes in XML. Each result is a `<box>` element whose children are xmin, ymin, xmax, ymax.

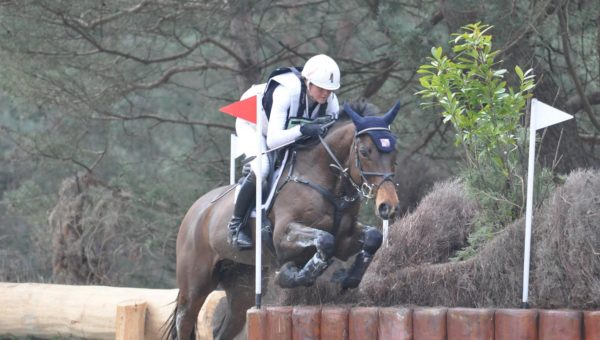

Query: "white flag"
<box><xmin>531</xmin><ymin>99</ymin><xmax>573</xmax><ymax>130</ymax></box>
<box><xmin>522</xmin><ymin>97</ymin><xmax>573</xmax><ymax>306</ymax></box>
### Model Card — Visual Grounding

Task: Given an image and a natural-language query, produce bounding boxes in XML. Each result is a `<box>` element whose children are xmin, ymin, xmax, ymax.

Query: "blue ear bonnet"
<box><xmin>344</xmin><ymin>101</ymin><xmax>400</xmax><ymax>153</ymax></box>
<box><xmin>359</xmin><ymin>125</ymin><xmax>396</xmax><ymax>153</ymax></box>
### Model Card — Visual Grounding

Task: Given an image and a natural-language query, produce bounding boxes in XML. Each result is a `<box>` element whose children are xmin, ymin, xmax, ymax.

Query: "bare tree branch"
<box><xmin>558</xmin><ymin>4</ymin><xmax>600</xmax><ymax>131</ymax></box>
<box><xmin>566</xmin><ymin>91</ymin><xmax>600</xmax><ymax>113</ymax></box>
<box><xmin>579</xmin><ymin>134</ymin><xmax>600</xmax><ymax>144</ymax></box>
<box><xmin>93</xmin><ymin>110</ymin><xmax>235</xmax><ymax>132</ymax></box>
<box><xmin>72</xmin><ymin>0</ymin><xmax>152</xmax><ymax>29</ymax></box>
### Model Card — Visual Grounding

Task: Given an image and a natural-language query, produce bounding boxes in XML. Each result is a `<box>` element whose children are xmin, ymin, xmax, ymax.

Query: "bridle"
<box><xmin>319</xmin><ymin>126</ymin><xmax>395</xmax><ymax>200</ymax></box>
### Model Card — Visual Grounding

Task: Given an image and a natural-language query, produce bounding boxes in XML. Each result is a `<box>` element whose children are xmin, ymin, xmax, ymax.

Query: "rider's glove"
<box><xmin>300</xmin><ymin>122</ymin><xmax>325</xmax><ymax>137</ymax></box>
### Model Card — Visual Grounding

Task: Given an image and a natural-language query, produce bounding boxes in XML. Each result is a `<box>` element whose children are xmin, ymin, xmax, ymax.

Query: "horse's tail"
<box><xmin>161</xmin><ymin>293</ymin><xmax>179</xmax><ymax>340</ymax></box>
<box><xmin>160</xmin><ymin>291</ymin><xmax>198</xmax><ymax>340</ymax></box>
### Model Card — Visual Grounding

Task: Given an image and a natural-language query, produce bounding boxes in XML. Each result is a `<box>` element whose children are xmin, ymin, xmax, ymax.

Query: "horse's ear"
<box><xmin>383</xmin><ymin>101</ymin><xmax>401</xmax><ymax>125</ymax></box>
<box><xmin>344</xmin><ymin>102</ymin><xmax>365</xmax><ymax>125</ymax></box>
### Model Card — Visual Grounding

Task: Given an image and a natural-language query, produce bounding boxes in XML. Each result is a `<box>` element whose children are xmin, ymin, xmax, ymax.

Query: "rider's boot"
<box><xmin>227</xmin><ymin>172</ymin><xmax>255</xmax><ymax>250</ymax></box>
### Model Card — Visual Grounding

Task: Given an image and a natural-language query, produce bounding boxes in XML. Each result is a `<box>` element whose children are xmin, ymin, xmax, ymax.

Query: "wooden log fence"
<box><xmin>248</xmin><ymin>306</ymin><xmax>600</xmax><ymax>340</ymax></box>
<box><xmin>0</xmin><ymin>282</ymin><xmax>225</xmax><ymax>339</ymax></box>
<box><xmin>3</xmin><ymin>282</ymin><xmax>600</xmax><ymax>340</ymax></box>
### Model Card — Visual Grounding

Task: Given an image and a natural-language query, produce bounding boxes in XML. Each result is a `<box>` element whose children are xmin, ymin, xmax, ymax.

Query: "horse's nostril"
<box><xmin>378</xmin><ymin>203</ymin><xmax>390</xmax><ymax>219</ymax></box>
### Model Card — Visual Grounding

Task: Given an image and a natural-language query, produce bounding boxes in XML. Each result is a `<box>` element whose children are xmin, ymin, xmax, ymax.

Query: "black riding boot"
<box><xmin>227</xmin><ymin>173</ymin><xmax>255</xmax><ymax>250</ymax></box>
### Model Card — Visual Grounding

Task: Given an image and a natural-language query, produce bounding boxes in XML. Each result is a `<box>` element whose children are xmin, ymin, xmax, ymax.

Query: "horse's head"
<box><xmin>344</xmin><ymin>101</ymin><xmax>401</xmax><ymax>220</ymax></box>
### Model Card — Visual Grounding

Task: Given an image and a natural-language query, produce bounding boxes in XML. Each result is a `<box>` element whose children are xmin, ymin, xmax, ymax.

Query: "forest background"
<box><xmin>0</xmin><ymin>0</ymin><xmax>598</xmax><ymax>291</ymax></box>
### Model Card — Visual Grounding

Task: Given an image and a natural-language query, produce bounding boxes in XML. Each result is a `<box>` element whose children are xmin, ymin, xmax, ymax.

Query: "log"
<box><xmin>197</xmin><ymin>290</ymin><xmax>226</xmax><ymax>340</ymax></box>
<box><xmin>116</xmin><ymin>300</ymin><xmax>147</xmax><ymax>340</ymax></box>
<box><xmin>0</xmin><ymin>282</ymin><xmax>225</xmax><ymax>339</ymax></box>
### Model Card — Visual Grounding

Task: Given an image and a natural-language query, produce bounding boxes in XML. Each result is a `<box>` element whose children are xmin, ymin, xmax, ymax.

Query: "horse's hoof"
<box><xmin>331</xmin><ymin>268</ymin><xmax>348</xmax><ymax>283</ymax></box>
<box><xmin>341</xmin><ymin>277</ymin><xmax>361</xmax><ymax>289</ymax></box>
<box><xmin>275</xmin><ymin>262</ymin><xmax>299</xmax><ymax>288</ymax></box>
<box><xmin>331</xmin><ymin>268</ymin><xmax>360</xmax><ymax>289</ymax></box>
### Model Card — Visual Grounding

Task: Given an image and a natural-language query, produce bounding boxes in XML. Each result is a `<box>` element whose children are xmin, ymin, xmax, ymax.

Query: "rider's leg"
<box><xmin>276</xmin><ymin>227</ymin><xmax>335</xmax><ymax>288</ymax></box>
<box><xmin>227</xmin><ymin>172</ymin><xmax>255</xmax><ymax>249</ymax></box>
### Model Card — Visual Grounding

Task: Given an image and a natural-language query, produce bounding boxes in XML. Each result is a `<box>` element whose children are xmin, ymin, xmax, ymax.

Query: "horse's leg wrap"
<box><xmin>277</xmin><ymin>231</ymin><xmax>334</xmax><ymax>288</ymax></box>
<box><xmin>228</xmin><ymin>172</ymin><xmax>255</xmax><ymax>249</ymax></box>
<box><xmin>340</xmin><ymin>226</ymin><xmax>382</xmax><ymax>289</ymax></box>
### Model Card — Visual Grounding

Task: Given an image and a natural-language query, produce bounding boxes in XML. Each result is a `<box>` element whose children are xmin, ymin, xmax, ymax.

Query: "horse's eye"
<box><xmin>359</xmin><ymin>146</ymin><xmax>370</xmax><ymax>157</ymax></box>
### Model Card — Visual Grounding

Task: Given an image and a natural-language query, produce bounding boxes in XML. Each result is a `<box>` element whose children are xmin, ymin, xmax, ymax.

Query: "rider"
<box><xmin>228</xmin><ymin>54</ymin><xmax>341</xmax><ymax>249</ymax></box>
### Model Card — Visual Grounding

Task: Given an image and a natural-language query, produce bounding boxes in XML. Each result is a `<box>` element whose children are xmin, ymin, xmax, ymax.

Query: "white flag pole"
<box><xmin>521</xmin><ymin>119</ymin><xmax>536</xmax><ymax>307</ymax></box>
<box><xmin>230</xmin><ymin>134</ymin><xmax>237</xmax><ymax>185</ymax></box>
<box><xmin>382</xmin><ymin>219</ymin><xmax>389</xmax><ymax>248</ymax></box>
<box><xmin>521</xmin><ymin>99</ymin><xmax>573</xmax><ymax>307</ymax></box>
<box><xmin>254</xmin><ymin>95</ymin><xmax>263</xmax><ymax>309</ymax></box>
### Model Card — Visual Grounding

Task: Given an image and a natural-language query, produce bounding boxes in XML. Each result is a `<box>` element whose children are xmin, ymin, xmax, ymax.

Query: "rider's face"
<box><xmin>307</xmin><ymin>83</ymin><xmax>332</xmax><ymax>104</ymax></box>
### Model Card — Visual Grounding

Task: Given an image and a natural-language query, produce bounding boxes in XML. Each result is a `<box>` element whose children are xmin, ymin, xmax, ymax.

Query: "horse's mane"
<box><xmin>324</xmin><ymin>98</ymin><xmax>380</xmax><ymax>136</ymax></box>
<box><xmin>338</xmin><ymin>98</ymin><xmax>381</xmax><ymax>121</ymax></box>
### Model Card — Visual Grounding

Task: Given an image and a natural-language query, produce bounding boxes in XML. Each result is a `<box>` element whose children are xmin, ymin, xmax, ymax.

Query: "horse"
<box><xmin>163</xmin><ymin>101</ymin><xmax>401</xmax><ymax>340</ymax></box>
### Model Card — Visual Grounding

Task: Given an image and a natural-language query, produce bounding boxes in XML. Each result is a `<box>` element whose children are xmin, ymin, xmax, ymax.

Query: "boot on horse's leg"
<box><xmin>334</xmin><ymin>226</ymin><xmax>382</xmax><ymax>289</ymax></box>
<box><xmin>276</xmin><ymin>231</ymin><xmax>335</xmax><ymax>288</ymax></box>
<box><xmin>227</xmin><ymin>172</ymin><xmax>255</xmax><ymax>250</ymax></box>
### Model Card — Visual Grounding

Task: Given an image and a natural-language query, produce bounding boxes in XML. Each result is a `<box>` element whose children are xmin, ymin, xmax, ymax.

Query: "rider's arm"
<box><xmin>266</xmin><ymin>85</ymin><xmax>303</xmax><ymax>149</ymax></box>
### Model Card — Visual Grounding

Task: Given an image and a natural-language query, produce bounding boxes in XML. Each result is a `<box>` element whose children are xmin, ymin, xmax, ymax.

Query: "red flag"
<box><xmin>219</xmin><ymin>95</ymin><xmax>257</xmax><ymax>124</ymax></box>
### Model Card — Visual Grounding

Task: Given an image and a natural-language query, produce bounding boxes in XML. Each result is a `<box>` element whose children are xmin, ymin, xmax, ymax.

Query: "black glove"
<box><xmin>300</xmin><ymin>122</ymin><xmax>325</xmax><ymax>137</ymax></box>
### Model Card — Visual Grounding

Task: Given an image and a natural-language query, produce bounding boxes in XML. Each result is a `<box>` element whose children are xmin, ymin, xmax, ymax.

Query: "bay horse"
<box><xmin>164</xmin><ymin>101</ymin><xmax>401</xmax><ymax>339</ymax></box>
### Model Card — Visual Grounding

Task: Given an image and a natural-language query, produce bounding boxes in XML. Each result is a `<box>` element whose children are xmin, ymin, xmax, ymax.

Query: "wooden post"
<box><xmin>267</xmin><ymin>306</ymin><xmax>293</xmax><ymax>340</ymax></box>
<box><xmin>116</xmin><ymin>300</ymin><xmax>147</xmax><ymax>340</ymax></box>
<box><xmin>247</xmin><ymin>308</ymin><xmax>268</xmax><ymax>340</ymax></box>
<box><xmin>349</xmin><ymin>307</ymin><xmax>378</xmax><ymax>340</ymax></box>
<box><xmin>321</xmin><ymin>307</ymin><xmax>348</xmax><ymax>340</ymax></box>
<box><xmin>413</xmin><ymin>307</ymin><xmax>447</xmax><ymax>340</ymax></box>
<box><xmin>447</xmin><ymin>307</ymin><xmax>494</xmax><ymax>340</ymax></box>
<box><xmin>495</xmin><ymin>308</ymin><xmax>538</xmax><ymax>340</ymax></box>
<box><xmin>292</xmin><ymin>306</ymin><xmax>321</xmax><ymax>340</ymax></box>
<box><xmin>378</xmin><ymin>307</ymin><xmax>412</xmax><ymax>340</ymax></box>
<box><xmin>539</xmin><ymin>310</ymin><xmax>582</xmax><ymax>340</ymax></box>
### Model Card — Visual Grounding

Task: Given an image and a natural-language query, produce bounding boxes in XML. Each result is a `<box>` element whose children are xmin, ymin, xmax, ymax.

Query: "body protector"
<box><xmin>266</xmin><ymin>72</ymin><xmax>339</xmax><ymax>150</ymax></box>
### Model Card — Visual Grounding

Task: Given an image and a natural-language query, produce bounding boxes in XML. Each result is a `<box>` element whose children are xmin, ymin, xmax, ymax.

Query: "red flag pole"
<box><xmin>220</xmin><ymin>95</ymin><xmax>262</xmax><ymax>308</ymax></box>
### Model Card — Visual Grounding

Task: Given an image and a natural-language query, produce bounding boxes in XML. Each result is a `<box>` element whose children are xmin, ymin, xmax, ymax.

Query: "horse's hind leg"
<box><xmin>174</xmin><ymin>255</ymin><xmax>220</xmax><ymax>339</ymax></box>
<box><xmin>213</xmin><ymin>262</ymin><xmax>257</xmax><ymax>340</ymax></box>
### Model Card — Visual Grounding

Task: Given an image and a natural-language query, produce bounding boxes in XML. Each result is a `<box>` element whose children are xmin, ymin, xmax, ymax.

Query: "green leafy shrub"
<box><xmin>416</xmin><ymin>23</ymin><xmax>537</xmax><ymax>258</ymax></box>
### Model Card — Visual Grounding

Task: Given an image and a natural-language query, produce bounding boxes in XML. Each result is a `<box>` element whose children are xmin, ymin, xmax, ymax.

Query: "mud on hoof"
<box><xmin>275</xmin><ymin>261</ymin><xmax>315</xmax><ymax>288</ymax></box>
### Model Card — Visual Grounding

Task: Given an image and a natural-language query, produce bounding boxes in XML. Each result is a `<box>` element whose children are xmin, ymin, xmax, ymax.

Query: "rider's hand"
<box><xmin>300</xmin><ymin>122</ymin><xmax>325</xmax><ymax>137</ymax></box>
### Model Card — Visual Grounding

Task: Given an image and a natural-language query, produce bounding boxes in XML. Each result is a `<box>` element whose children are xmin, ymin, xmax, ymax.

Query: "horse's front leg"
<box><xmin>274</xmin><ymin>222</ymin><xmax>335</xmax><ymax>288</ymax></box>
<box><xmin>334</xmin><ymin>223</ymin><xmax>383</xmax><ymax>289</ymax></box>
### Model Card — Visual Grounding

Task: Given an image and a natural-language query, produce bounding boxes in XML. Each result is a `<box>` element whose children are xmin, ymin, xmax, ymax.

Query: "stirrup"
<box><xmin>228</xmin><ymin>220</ymin><xmax>252</xmax><ymax>250</ymax></box>
<box><xmin>236</xmin><ymin>229</ymin><xmax>253</xmax><ymax>249</ymax></box>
